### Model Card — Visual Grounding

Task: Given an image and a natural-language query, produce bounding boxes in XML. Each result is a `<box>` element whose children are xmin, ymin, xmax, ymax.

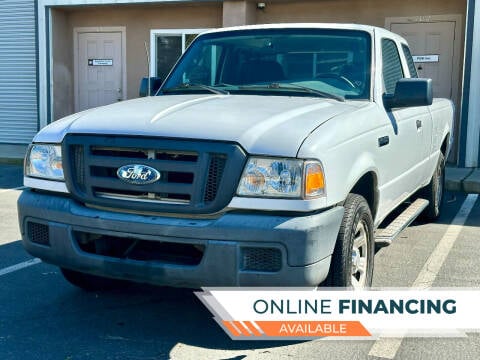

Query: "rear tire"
<box><xmin>60</xmin><ymin>268</ymin><xmax>128</xmax><ymax>292</ymax></box>
<box><xmin>418</xmin><ymin>153</ymin><xmax>445</xmax><ymax>221</ymax></box>
<box><xmin>326</xmin><ymin>194</ymin><xmax>374</xmax><ymax>288</ymax></box>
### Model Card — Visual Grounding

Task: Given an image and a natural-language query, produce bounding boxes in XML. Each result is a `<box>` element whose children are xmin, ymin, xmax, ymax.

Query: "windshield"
<box><xmin>161</xmin><ymin>28</ymin><xmax>372</xmax><ymax>100</ymax></box>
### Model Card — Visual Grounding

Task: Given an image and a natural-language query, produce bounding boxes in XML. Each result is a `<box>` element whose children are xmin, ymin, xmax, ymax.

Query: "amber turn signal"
<box><xmin>305</xmin><ymin>162</ymin><xmax>325</xmax><ymax>197</ymax></box>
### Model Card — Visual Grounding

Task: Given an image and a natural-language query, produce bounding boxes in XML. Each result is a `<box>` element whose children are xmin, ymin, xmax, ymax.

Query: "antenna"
<box><xmin>144</xmin><ymin>41</ymin><xmax>151</xmax><ymax>96</ymax></box>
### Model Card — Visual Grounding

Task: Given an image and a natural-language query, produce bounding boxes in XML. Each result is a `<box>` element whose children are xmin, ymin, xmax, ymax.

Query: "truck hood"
<box><xmin>36</xmin><ymin>94</ymin><xmax>364</xmax><ymax>157</ymax></box>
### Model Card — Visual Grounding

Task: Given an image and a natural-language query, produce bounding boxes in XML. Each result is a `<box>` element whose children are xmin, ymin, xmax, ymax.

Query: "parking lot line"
<box><xmin>368</xmin><ymin>194</ymin><xmax>479</xmax><ymax>359</ymax></box>
<box><xmin>0</xmin><ymin>186</ymin><xmax>26</xmax><ymax>194</ymax></box>
<box><xmin>0</xmin><ymin>258</ymin><xmax>41</xmax><ymax>277</ymax></box>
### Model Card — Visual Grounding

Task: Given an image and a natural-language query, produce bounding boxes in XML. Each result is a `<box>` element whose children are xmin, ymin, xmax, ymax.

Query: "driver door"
<box><xmin>376</xmin><ymin>38</ymin><xmax>428</xmax><ymax>216</ymax></box>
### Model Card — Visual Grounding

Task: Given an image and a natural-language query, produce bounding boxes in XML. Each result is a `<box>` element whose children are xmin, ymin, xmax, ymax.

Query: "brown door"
<box><xmin>76</xmin><ymin>31</ymin><xmax>124</xmax><ymax>112</ymax></box>
<box><xmin>391</xmin><ymin>21</ymin><xmax>455</xmax><ymax>100</ymax></box>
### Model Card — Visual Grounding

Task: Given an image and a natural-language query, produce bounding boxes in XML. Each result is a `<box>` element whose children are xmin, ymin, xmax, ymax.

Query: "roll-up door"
<box><xmin>0</xmin><ymin>0</ymin><xmax>38</xmax><ymax>143</ymax></box>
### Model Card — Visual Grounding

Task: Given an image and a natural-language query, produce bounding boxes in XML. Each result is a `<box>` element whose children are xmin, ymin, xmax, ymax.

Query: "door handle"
<box><xmin>378</xmin><ymin>136</ymin><xmax>389</xmax><ymax>147</ymax></box>
<box><xmin>416</xmin><ymin>120</ymin><xmax>422</xmax><ymax>129</ymax></box>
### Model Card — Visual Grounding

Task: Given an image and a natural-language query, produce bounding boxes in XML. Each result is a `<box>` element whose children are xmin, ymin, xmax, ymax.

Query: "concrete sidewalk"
<box><xmin>446</xmin><ymin>167</ymin><xmax>480</xmax><ymax>193</ymax></box>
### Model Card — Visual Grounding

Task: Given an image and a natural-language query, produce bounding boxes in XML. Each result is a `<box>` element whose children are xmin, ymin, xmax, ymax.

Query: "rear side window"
<box><xmin>402</xmin><ymin>44</ymin><xmax>418</xmax><ymax>78</ymax></box>
<box><xmin>381</xmin><ymin>39</ymin><xmax>404</xmax><ymax>94</ymax></box>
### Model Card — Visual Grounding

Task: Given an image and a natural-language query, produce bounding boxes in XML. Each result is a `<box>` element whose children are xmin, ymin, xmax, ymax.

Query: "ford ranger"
<box><xmin>18</xmin><ymin>24</ymin><xmax>453</xmax><ymax>290</ymax></box>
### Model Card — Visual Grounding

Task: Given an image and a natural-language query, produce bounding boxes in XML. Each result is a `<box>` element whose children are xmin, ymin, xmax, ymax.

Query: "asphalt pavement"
<box><xmin>0</xmin><ymin>165</ymin><xmax>479</xmax><ymax>360</ymax></box>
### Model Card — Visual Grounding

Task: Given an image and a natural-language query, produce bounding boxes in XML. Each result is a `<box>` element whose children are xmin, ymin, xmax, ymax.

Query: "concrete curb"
<box><xmin>445</xmin><ymin>167</ymin><xmax>480</xmax><ymax>194</ymax></box>
<box><xmin>462</xmin><ymin>169</ymin><xmax>480</xmax><ymax>193</ymax></box>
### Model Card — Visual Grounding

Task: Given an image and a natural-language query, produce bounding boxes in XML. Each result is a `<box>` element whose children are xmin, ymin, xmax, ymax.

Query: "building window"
<box><xmin>150</xmin><ymin>29</ymin><xmax>209</xmax><ymax>80</ymax></box>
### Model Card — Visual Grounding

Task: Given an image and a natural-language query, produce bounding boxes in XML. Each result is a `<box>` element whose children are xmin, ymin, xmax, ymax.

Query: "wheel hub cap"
<box><xmin>351</xmin><ymin>220</ymin><xmax>368</xmax><ymax>289</ymax></box>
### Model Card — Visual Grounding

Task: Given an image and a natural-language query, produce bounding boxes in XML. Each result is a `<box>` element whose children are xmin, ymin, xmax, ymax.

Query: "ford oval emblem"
<box><xmin>117</xmin><ymin>164</ymin><xmax>161</xmax><ymax>185</ymax></box>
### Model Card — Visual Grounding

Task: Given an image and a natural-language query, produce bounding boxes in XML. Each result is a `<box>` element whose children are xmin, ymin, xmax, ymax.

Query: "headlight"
<box><xmin>25</xmin><ymin>144</ymin><xmax>64</xmax><ymax>181</ymax></box>
<box><xmin>237</xmin><ymin>157</ymin><xmax>325</xmax><ymax>198</ymax></box>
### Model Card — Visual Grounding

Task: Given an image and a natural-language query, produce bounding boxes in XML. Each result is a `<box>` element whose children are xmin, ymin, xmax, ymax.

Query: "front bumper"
<box><xmin>18</xmin><ymin>190</ymin><xmax>344</xmax><ymax>288</ymax></box>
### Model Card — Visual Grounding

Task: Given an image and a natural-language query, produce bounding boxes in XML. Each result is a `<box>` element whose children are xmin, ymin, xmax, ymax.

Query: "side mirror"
<box><xmin>139</xmin><ymin>77</ymin><xmax>162</xmax><ymax>97</ymax></box>
<box><xmin>383</xmin><ymin>78</ymin><xmax>433</xmax><ymax>110</ymax></box>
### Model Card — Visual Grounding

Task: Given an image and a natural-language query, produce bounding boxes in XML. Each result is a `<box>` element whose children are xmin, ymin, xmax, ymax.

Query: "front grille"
<box><xmin>74</xmin><ymin>231</ymin><xmax>204</xmax><ymax>266</ymax></box>
<box><xmin>73</xmin><ymin>145</ymin><xmax>85</xmax><ymax>193</ymax></box>
<box><xmin>27</xmin><ymin>222</ymin><xmax>50</xmax><ymax>246</ymax></box>
<box><xmin>204</xmin><ymin>155</ymin><xmax>227</xmax><ymax>202</ymax></box>
<box><xmin>241</xmin><ymin>247</ymin><xmax>282</xmax><ymax>272</ymax></box>
<box><xmin>63</xmin><ymin>135</ymin><xmax>246</xmax><ymax>214</ymax></box>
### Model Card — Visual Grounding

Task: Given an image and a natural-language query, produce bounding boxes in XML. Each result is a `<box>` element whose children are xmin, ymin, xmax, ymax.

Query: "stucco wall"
<box><xmin>51</xmin><ymin>3</ymin><xmax>222</xmax><ymax>120</ymax></box>
<box><xmin>256</xmin><ymin>0</ymin><xmax>465</xmax><ymax>25</ymax></box>
<box><xmin>50</xmin><ymin>0</ymin><xmax>466</xmax><ymax>129</ymax></box>
<box><xmin>51</xmin><ymin>9</ymin><xmax>74</xmax><ymax>121</ymax></box>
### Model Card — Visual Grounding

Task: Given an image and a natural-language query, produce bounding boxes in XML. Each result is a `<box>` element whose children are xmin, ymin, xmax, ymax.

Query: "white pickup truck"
<box><xmin>18</xmin><ymin>24</ymin><xmax>453</xmax><ymax>290</ymax></box>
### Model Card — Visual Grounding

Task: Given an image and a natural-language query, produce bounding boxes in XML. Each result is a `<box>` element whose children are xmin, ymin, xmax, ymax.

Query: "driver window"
<box><xmin>381</xmin><ymin>39</ymin><xmax>404</xmax><ymax>94</ymax></box>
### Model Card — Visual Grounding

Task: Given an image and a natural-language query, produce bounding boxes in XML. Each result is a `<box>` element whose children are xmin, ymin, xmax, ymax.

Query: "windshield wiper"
<box><xmin>267</xmin><ymin>83</ymin><xmax>345</xmax><ymax>102</ymax></box>
<box><xmin>234</xmin><ymin>83</ymin><xmax>344</xmax><ymax>102</ymax></box>
<box><xmin>162</xmin><ymin>83</ymin><xmax>229</xmax><ymax>95</ymax></box>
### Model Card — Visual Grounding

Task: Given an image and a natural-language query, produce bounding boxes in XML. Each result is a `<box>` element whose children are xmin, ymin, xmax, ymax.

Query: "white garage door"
<box><xmin>0</xmin><ymin>0</ymin><xmax>38</xmax><ymax>144</ymax></box>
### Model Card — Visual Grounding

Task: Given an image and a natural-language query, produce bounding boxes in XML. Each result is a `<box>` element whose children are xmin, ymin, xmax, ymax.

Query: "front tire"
<box><xmin>60</xmin><ymin>268</ymin><xmax>128</xmax><ymax>291</ymax></box>
<box><xmin>327</xmin><ymin>194</ymin><xmax>374</xmax><ymax>288</ymax></box>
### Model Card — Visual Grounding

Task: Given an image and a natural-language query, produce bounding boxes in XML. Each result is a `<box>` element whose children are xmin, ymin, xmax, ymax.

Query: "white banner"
<box><xmin>196</xmin><ymin>288</ymin><xmax>480</xmax><ymax>340</ymax></box>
